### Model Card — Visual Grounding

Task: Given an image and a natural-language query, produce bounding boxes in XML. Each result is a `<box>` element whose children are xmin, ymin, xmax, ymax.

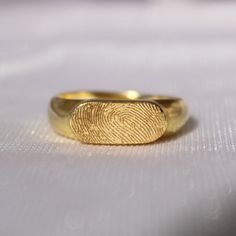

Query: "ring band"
<box><xmin>48</xmin><ymin>91</ymin><xmax>188</xmax><ymax>145</ymax></box>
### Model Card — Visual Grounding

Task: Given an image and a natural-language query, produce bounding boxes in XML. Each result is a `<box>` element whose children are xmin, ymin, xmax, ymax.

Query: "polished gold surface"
<box><xmin>48</xmin><ymin>91</ymin><xmax>188</xmax><ymax>145</ymax></box>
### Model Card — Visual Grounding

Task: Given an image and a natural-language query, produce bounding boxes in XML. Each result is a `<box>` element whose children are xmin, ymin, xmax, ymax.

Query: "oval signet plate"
<box><xmin>70</xmin><ymin>100</ymin><xmax>167</xmax><ymax>145</ymax></box>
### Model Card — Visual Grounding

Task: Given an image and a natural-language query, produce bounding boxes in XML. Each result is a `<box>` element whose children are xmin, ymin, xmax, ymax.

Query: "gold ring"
<box><xmin>48</xmin><ymin>91</ymin><xmax>188</xmax><ymax>145</ymax></box>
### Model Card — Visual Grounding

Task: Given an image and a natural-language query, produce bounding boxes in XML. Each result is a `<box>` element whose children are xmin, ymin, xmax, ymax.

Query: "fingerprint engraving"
<box><xmin>70</xmin><ymin>101</ymin><xmax>167</xmax><ymax>145</ymax></box>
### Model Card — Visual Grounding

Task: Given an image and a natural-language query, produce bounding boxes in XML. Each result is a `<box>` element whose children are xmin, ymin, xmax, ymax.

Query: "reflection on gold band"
<box><xmin>48</xmin><ymin>91</ymin><xmax>188</xmax><ymax>145</ymax></box>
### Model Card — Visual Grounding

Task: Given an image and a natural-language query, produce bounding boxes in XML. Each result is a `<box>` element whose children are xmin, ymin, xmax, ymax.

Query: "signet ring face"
<box><xmin>70</xmin><ymin>100</ymin><xmax>167</xmax><ymax>145</ymax></box>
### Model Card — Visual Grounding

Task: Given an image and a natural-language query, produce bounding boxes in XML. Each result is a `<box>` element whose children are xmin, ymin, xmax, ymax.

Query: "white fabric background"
<box><xmin>0</xmin><ymin>2</ymin><xmax>236</xmax><ymax>236</ymax></box>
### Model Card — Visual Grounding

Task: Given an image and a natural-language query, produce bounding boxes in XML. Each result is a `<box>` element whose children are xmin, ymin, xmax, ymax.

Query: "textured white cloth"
<box><xmin>0</xmin><ymin>2</ymin><xmax>236</xmax><ymax>236</ymax></box>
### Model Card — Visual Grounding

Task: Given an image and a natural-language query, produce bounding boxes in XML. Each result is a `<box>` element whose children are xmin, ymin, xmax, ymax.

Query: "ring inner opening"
<box><xmin>58</xmin><ymin>91</ymin><xmax>178</xmax><ymax>102</ymax></box>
